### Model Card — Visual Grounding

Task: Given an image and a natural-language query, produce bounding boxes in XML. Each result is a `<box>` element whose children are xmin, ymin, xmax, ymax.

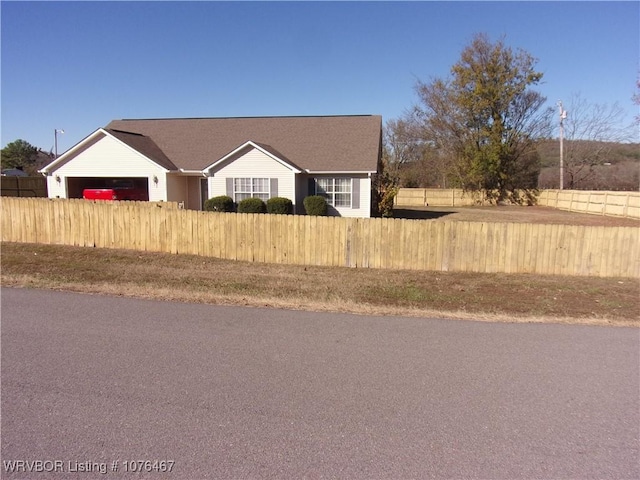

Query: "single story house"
<box><xmin>40</xmin><ymin>115</ymin><xmax>383</xmax><ymax>217</ymax></box>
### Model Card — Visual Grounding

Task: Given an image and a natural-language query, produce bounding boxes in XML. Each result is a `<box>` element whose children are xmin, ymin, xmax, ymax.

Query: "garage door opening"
<box><xmin>67</xmin><ymin>177</ymin><xmax>149</xmax><ymax>201</ymax></box>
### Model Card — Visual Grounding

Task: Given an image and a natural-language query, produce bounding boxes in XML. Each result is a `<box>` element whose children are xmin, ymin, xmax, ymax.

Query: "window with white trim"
<box><xmin>315</xmin><ymin>177</ymin><xmax>352</xmax><ymax>207</ymax></box>
<box><xmin>233</xmin><ymin>178</ymin><xmax>269</xmax><ymax>202</ymax></box>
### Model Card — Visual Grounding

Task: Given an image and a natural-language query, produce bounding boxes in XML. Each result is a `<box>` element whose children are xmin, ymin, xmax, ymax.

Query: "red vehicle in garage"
<box><xmin>82</xmin><ymin>180</ymin><xmax>148</xmax><ymax>201</ymax></box>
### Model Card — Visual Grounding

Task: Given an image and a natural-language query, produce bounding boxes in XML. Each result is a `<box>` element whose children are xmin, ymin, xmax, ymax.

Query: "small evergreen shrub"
<box><xmin>266</xmin><ymin>197</ymin><xmax>293</xmax><ymax>214</ymax></box>
<box><xmin>378</xmin><ymin>186</ymin><xmax>398</xmax><ymax>218</ymax></box>
<box><xmin>237</xmin><ymin>197</ymin><xmax>267</xmax><ymax>213</ymax></box>
<box><xmin>204</xmin><ymin>195</ymin><xmax>234</xmax><ymax>212</ymax></box>
<box><xmin>303</xmin><ymin>195</ymin><xmax>328</xmax><ymax>216</ymax></box>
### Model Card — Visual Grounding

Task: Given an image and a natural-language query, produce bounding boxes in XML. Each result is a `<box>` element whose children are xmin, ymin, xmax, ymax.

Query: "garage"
<box><xmin>66</xmin><ymin>177</ymin><xmax>149</xmax><ymax>200</ymax></box>
<box><xmin>40</xmin><ymin>129</ymin><xmax>171</xmax><ymax>202</ymax></box>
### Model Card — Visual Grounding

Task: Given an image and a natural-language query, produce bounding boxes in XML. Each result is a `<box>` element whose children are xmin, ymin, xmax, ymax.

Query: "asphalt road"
<box><xmin>2</xmin><ymin>287</ymin><xmax>638</xmax><ymax>479</ymax></box>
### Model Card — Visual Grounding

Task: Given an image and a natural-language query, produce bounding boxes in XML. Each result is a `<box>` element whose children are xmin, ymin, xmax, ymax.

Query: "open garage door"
<box><xmin>67</xmin><ymin>177</ymin><xmax>149</xmax><ymax>201</ymax></box>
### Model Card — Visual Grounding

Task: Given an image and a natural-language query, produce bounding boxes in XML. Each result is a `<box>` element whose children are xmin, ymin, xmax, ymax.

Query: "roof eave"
<box><xmin>39</xmin><ymin>128</ymin><xmax>107</xmax><ymax>173</ymax></box>
<box><xmin>178</xmin><ymin>169</ymin><xmax>207</xmax><ymax>176</ymax></box>
<box><xmin>38</xmin><ymin>127</ymin><xmax>176</xmax><ymax>174</ymax></box>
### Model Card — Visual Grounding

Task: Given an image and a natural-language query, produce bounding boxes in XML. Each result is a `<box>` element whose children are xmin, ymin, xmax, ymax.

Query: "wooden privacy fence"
<box><xmin>395</xmin><ymin>188</ymin><xmax>479</xmax><ymax>207</ymax></box>
<box><xmin>2</xmin><ymin>197</ymin><xmax>638</xmax><ymax>278</ymax></box>
<box><xmin>396</xmin><ymin>188</ymin><xmax>640</xmax><ymax>219</ymax></box>
<box><xmin>1</xmin><ymin>176</ymin><xmax>47</xmax><ymax>198</ymax></box>
<box><xmin>537</xmin><ymin>190</ymin><xmax>640</xmax><ymax>219</ymax></box>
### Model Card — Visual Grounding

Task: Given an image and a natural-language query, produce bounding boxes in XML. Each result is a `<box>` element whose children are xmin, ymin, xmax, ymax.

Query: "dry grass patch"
<box><xmin>393</xmin><ymin>205</ymin><xmax>640</xmax><ymax>226</ymax></box>
<box><xmin>1</xmin><ymin>242</ymin><xmax>638</xmax><ymax>327</ymax></box>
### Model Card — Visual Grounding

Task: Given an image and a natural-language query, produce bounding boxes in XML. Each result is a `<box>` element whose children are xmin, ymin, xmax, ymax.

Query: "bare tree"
<box><xmin>560</xmin><ymin>93</ymin><xmax>636</xmax><ymax>189</ymax></box>
<box><xmin>382</xmin><ymin>118</ymin><xmax>426</xmax><ymax>185</ymax></box>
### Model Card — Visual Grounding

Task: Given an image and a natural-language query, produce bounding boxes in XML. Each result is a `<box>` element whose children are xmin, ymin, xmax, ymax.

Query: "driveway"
<box><xmin>2</xmin><ymin>288</ymin><xmax>638</xmax><ymax>478</ymax></box>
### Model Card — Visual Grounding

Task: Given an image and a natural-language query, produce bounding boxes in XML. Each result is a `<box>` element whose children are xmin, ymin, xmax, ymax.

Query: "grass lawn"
<box><xmin>2</xmin><ymin>242</ymin><xmax>638</xmax><ymax>327</ymax></box>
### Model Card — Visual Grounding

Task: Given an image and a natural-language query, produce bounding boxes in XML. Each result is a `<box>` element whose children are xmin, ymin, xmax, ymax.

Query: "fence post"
<box><xmin>624</xmin><ymin>193</ymin><xmax>629</xmax><ymax>218</ymax></box>
<box><xmin>569</xmin><ymin>191</ymin><xmax>574</xmax><ymax>212</ymax></box>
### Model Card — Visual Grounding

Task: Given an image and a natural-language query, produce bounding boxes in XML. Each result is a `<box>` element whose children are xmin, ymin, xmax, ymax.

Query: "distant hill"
<box><xmin>537</xmin><ymin>139</ymin><xmax>640</xmax><ymax>168</ymax></box>
<box><xmin>537</xmin><ymin>139</ymin><xmax>639</xmax><ymax>190</ymax></box>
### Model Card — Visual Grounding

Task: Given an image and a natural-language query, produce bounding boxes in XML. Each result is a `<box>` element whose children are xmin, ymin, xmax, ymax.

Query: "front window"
<box><xmin>234</xmin><ymin>178</ymin><xmax>269</xmax><ymax>202</ymax></box>
<box><xmin>316</xmin><ymin>178</ymin><xmax>351</xmax><ymax>207</ymax></box>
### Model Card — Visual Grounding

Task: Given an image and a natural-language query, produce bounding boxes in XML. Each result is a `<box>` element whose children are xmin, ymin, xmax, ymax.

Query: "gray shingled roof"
<box><xmin>105</xmin><ymin>115</ymin><xmax>382</xmax><ymax>172</ymax></box>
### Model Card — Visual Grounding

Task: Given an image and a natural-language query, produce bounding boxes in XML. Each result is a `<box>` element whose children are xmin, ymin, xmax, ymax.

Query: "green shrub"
<box><xmin>237</xmin><ymin>197</ymin><xmax>267</xmax><ymax>213</ymax></box>
<box><xmin>266</xmin><ymin>197</ymin><xmax>293</xmax><ymax>214</ymax></box>
<box><xmin>303</xmin><ymin>195</ymin><xmax>328</xmax><ymax>216</ymax></box>
<box><xmin>204</xmin><ymin>195</ymin><xmax>235</xmax><ymax>212</ymax></box>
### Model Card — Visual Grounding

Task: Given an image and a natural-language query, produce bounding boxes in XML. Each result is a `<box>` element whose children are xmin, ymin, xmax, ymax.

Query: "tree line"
<box><xmin>1</xmin><ymin>139</ymin><xmax>53</xmax><ymax>176</ymax></box>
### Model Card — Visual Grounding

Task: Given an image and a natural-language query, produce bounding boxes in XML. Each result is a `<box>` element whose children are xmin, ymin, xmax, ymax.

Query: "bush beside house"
<box><xmin>237</xmin><ymin>197</ymin><xmax>267</xmax><ymax>213</ymax></box>
<box><xmin>204</xmin><ymin>195</ymin><xmax>235</xmax><ymax>212</ymax></box>
<box><xmin>303</xmin><ymin>195</ymin><xmax>328</xmax><ymax>216</ymax></box>
<box><xmin>266</xmin><ymin>197</ymin><xmax>293</xmax><ymax>214</ymax></box>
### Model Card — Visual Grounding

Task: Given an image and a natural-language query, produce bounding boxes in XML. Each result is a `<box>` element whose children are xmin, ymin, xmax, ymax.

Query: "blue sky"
<box><xmin>2</xmin><ymin>1</ymin><xmax>638</xmax><ymax>153</ymax></box>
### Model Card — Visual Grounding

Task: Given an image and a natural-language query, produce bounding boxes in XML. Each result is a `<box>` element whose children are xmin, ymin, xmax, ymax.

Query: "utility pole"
<box><xmin>54</xmin><ymin>129</ymin><xmax>64</xmax><ymax>159</ymax></box>
<box><xmin>557</xmin><ymin>101</ymin><xmax>567</xmax><ymax>190</ymax></box>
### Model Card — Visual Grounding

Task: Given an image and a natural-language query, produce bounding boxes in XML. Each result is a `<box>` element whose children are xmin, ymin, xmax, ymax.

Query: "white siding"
<box><xmin>54</xmin><ymin>135</ymin><xmax>165</xmax><ymax>177</ymax></box>
<box><xmin>46</xmin><ymin>176</ymin><xmax>65</xmax><ymax>198</ymax></box>
<box><xmin>148</xmin><ymin>173</ymin><xmax>168</xmax><ymax>202</ymax></box>
<box><xmin>208</xmin><ymin>147</ymin><xmax>296</xmax><ymax>205</ymax></box>
<box><xmin>48</xmin><ymin>134</ymin><xmax>168</xmax><ymax>202</ymax></box>
<box><xmin>337</xmin><ymin>175</ymin><xmax>371</xmax><ymax>218</ymax></box>
<box><xmin>309</xmin><ymin>174</ymin><xmax>372</xmax><ymax>218</ymax></box>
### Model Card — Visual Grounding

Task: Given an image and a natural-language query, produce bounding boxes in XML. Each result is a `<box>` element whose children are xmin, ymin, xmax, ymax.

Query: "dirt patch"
<box><xmin>393</xmin><ymin>205</ymin><xmax>640</xmax><ymax>227</ymax></box>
